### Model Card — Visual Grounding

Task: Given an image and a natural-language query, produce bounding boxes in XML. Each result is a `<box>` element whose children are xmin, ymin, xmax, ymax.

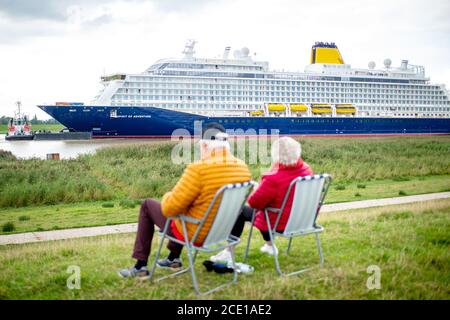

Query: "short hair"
<box><xmin>271</xmin><ymin>137</ymin><xmax>302</xmax><ymax>165</ymax></box>
<box><xmin>202</xmin><ymin>122</ymin><xmax>228</xmax><ymax>141</ymax></box>
<box><xmin>200</xmin><ymin>122</ymin><xmax>230</xmax><ymax>151</ymax></box>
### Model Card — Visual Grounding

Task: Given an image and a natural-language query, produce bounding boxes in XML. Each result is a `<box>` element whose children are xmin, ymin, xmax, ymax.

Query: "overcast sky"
<box><xmin>0</xmin><ymin>0</ymin><xmax>449</xmax><ymax>119</ymax></box>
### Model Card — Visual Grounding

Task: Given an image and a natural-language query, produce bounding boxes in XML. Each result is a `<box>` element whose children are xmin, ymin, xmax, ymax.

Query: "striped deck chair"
<box><xmin>244</xmin><ymin>174</ymin><xmax>332</xmax><ymax>276</ymax></box>
<box><xmin>148</xmin><ymin>181</ymin><xmax>256</xmax><ymax>295</ymax></box>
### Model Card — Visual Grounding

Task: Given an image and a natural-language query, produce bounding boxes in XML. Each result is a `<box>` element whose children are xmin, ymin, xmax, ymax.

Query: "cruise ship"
<box><xmin>39</xmin><ymin>40</ymin><xmax>450</xmax><ymax>137</ymax></box>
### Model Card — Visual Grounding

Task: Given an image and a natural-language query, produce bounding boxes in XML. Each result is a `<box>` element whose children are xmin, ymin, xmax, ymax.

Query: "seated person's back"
<box><xmin>119</xmin><ymin>123</ymin><xmax>251</xmax><ymax>278</ymax></box>
<box><xmin>162</xmin><ymin>145</ymin><xmax>251</xmax><ymax>243</ymax></box>
<box><xmin>209</xmin><ymin>137</ymin><xmax>313</xmax><ymax>263</ymax></box>
<box><xmin>248</xmin><ymin>137</ymin><xmax>313</xmax><ymax>232</ymax></box>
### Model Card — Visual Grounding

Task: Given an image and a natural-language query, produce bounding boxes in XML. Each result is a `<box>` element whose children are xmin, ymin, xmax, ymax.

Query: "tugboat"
<box><xmin>5</xmin><ymin>101</ymin><xmax>34</xmax><ymax>141</ymax></box>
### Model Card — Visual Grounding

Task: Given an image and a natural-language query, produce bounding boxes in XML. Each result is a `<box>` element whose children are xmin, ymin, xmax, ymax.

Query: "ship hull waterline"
<box><xmin>38</xmin><ymin>105</ymin><xmax>450</xmax><ymax>138</ymax></box>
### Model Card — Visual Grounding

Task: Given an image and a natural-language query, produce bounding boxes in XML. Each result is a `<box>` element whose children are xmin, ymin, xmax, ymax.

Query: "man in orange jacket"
<box><xmin>119</xmin><ymin>123</ymin><xmax>251</xmax><ymax>278</ymax></box>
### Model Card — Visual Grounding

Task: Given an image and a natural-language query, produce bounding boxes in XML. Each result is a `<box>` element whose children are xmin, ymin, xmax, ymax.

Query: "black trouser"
<box><xmin>231</xmin><ymin>205</ymin><xmax>273</xmax><ymax>241</ymax></box>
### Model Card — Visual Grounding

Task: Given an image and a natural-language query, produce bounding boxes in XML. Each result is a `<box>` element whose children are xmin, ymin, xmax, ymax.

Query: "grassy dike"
<box><xmin>0</xmin><ymin>175</ymin><xmax>449</xmax><ymax>234</ymax></box>
<box><xmin>0</xmin><ymin>199</ymin><xmax>448</xmax><ymax>299</ymax></box>
<box><xmin>0</xmin><ymin>136</ymin><xmax>449</xmax><ymax>234</ymax></box>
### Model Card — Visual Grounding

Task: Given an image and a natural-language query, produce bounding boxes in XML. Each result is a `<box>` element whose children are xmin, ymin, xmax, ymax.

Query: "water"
<box><xmin>0</xmin><ymin>134</ymin><xmax>169</xmax><ymax>159</ymax></box>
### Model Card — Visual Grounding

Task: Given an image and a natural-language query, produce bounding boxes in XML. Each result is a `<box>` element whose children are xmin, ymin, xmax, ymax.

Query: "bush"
<box><xmin>393</xmin><ymin>176</ymin><xmax>411</xmax><ymax>182</ymax></box>
<box><xmin>119</xmin><ymin>199</ymin><xmax>136</xmax><ymax>209</ymax></box>
<box><xmin>102</xmin><ymin>202</ymin><xmax>115</xmax><ymax>208</ymax></box>
<box><xmin>2</xmin><ymin>222</ymin><xmax>15</xmax><ymax>232</ymax></box>
<box><xmin>357</xmin><ymin>184</ymin><xmax>366</xmax><ymax>189</ymax></box>
<box><xmin>355</xmin><ymin>193</ymin><xmax>362</xmax><ymax>197</ymax></box>
<box><xmin>0</xmin><ymin>150</ymin><xmax>16</xmax><ymax>161</ymax></box>
<box><xmin>335</xmin><ymin>185</ymin><xmax>346</xmax><ymax>191</ymax></box>
<box><xmin>18</xmin><ymin>215</ymin><xmax>30</xmax><ymax>221</ymax></box>
<box><xmin>399</xmin><ymin>190</ymin><xmax>407</xmax><ymax>196</ymax></box>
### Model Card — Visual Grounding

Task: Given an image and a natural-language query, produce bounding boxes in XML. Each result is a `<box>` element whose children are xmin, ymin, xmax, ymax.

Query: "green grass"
<box><xmin>0</xmin><ymin>123</ymin><xmax>64</xmax><ymax>134</ymax></box>
<box><xmin>0</xmin><ymin>136</ymin><xmax>449</xmax><ymax>234</ymax></box>
<box><xmin>0</xmin><ymin>202</ymin><xmax>138</xmax><ymax>234</ymax></box>
<box><xmin>0</xmin><ymin>174</ymin><xmax>448</xmax><ymax>235</ymax></box>
<box><xmin>0</xmin><ymin>199</ymin><xmax>448</xmax><ymax>300</ymax></box>
<box><xmin>325</xmin><ymin>174</ymin><xmax>450</xmax><ymax>203</ymax></box>
<box><xmin>1</xmin><ymin>136</ymin><xmax>449</xmax><ymax>209</ymax></box>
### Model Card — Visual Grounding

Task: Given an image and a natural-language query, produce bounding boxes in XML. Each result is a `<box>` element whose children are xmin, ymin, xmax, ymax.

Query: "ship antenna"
<box><xmin>16</xmin><ymin>101</ymin><xmax>21</xmax><ymax>117</ymax></box>
<box><xmin>182</xmin><ymin>39</ymin><xmax>197</xmax><ymax>59</ymax></box>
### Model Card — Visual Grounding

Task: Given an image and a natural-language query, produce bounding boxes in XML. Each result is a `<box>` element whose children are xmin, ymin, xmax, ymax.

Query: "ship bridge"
<box><xmin>145</xmin><ymin>40</ymin><xmax>269</xmax><ymax>74</ymax></box>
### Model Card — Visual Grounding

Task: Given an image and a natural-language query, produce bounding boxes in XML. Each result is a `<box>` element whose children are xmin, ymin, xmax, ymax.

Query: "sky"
<box><xmin>0</xmin><ymin>0</ymin><xmax>449</xmax><ymax>119</ymax></box>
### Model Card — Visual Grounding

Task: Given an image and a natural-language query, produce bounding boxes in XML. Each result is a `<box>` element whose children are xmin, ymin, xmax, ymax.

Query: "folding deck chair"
<box><xmin>244</xmin><ymin>174</ymin><xmax>332</xmax><ymax>276</ymax></box>
<box><xmin>148</xmin><ymin>181</ymin><xmax>256</xmax><ymax>296</ymax></box>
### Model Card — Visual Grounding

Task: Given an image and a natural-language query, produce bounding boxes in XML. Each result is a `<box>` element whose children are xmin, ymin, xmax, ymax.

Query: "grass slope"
<box><xmin>0</xmin><ymin>199</ymin><xmax>448</xmax><ymax>299</ymax></box>
<box><xmin>1</xmin><ymin>136</ymin><xmax>449</xmax><ymax>234</ymax></box>
<box><xmin>1</xmin><ymin>136</ymin><xmax>449</xmax><ymax>209</ymax></box>
<box><xmin>0</xmin><ymin>174</ymin><xmax>449</xmax><ymax>235</ymax></box>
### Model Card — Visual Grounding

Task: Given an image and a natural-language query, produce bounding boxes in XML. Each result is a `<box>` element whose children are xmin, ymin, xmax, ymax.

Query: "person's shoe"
<box><xmin>260</xmin><ymin>243</ymin><xmax>278</xmax><ymax>256</ymax></box>
<box><xmin>203</xmin><ymin>260</ymin><xmax>215</xmax><ymax>272</ymax></box>
<box><xmin>210</xmin><ymin>249</ymin><xmax>232</xmax><ymax>263</ymax></box>
<box><xmin>156</xmin><ymin>258</ymin><xmax>183</xmax><ymax>270</ymax></box>
<box><xmin>118</xmin><ymin>266</ymin><xmax>149</xmax><ymax>279</ymax></box>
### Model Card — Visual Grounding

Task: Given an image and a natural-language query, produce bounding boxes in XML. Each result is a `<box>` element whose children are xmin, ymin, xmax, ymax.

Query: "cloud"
<box><xmin>81</xmin><ymin>13</ymin><xmax>114</xmax><ymax>28</ymax></box>
<box><xmin>0</xmin><ymin>0</ymin><xmax>196</xmax><ymax>43</ymax></box>
<box><xmin>0</xmin><ymin>0</ymin><xmax>74</xmax><ymax>21</ymax></box>
<box><xmin>0</xmin><ymin>0</ymin><xmax>120</xmax><ymax>43</ymax></box>
<box><xmin>0</xmin><ymin>0</ymin><xmax>449</xmax><ymax>119</ymax></box>
<box><xmin>0</xmin><ymin>20</ymin><xmax>63</xmax><ymax>43</ymax></box>
<box><xmin>152</xmin><ymin>0</ymin><xmax>214</xmax><ymax>14</ymax></box>
<box><xmin>0</xmin><ymin>0</ymin><xmax>213</xmax><ymax>21</ymax></box>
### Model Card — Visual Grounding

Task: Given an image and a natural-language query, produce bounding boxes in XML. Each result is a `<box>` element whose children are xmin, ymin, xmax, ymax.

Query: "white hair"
<box><xmin>200</xmin><ymin>139</ymin><xmax>230</xmax><ymax>152</ymax></box>
<box><xmin>271</xmin><ymin>137</ymin><xmax>302</xmax><ymax>165</ymax></box>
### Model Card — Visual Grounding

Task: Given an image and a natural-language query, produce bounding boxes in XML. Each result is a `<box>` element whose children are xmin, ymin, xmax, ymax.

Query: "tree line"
<box><xmin>0</xmin><ymin>115</ymin><xmax>59</xmax><ymax>125</ymax></box>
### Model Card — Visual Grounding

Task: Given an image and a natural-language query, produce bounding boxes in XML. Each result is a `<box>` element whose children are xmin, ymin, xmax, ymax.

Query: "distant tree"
<box><xmin>31</xmin><ymin>114</ymin><xmax>39</xmax><ymax>124</ymax></box>
<box><xmin>45</xmin><ymin>118</ymin><xmax>59</xmax><ymax>124</ymax></box>
<box><xmin>0</xmin><ymin>114</ymin><xmax>60</xmax><ymax>125</ymax></box>
<box><xmin>0</xmin><ymin>116</ymin><xmax>11</xmax><ymax>125</ymax></box>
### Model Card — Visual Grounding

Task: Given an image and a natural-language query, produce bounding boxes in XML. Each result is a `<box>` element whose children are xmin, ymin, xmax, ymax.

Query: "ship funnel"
<box><xmin>310</xmin><ymin>42</ymin><xmax>344</xmax><ymax>64</ymax></box>
<box><xmin>223</xmin><ymin>46</ymin><xmax>231</xmax><ymax>59</ymax></box>
<box><xmin>401</xmin><ymin>60</ymin><xmax>408</xmax><ymax>70</ymax></box>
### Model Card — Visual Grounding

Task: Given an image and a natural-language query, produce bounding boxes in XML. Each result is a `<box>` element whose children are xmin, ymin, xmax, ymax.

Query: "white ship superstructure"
<box><xmin>92</xmin><ymin>40</ymin><xmax>450</xmax><ymax>119</ymax></box>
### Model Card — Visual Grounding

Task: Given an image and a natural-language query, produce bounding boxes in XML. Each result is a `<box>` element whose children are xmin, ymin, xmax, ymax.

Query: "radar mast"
<box><xmin>182</xmin><ymin>39</ymin><xmax>197</xmax><ymax>59</ymax></box>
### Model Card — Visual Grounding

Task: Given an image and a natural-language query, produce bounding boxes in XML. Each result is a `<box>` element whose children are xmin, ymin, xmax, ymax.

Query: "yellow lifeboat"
<box><xmin>311</xmin><ymin>104</ymin><xmax>332</xmax><ymax>114</ymax></box>
<box><xmin>250</xmin><ymin>110</ymin><xmax>265</xmax><ymax>116</ymax></box>
<box><xmin>290</xmin><ymin>104</ymin><xmax>308</xmax><ymax>112</ymax></box>
<box><xmin>335</xmin><ymin>104</ymin><xmax>357</xmax><ymax>114</ymax></box>
<box><xmin>267</xmin><ymin>103</ymin><xmax>286</xmax><ymax>112</ymax></box>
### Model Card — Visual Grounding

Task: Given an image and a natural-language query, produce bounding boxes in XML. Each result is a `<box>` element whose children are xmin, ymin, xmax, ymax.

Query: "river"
<box><xmin>0</xmin><ymin>134</ymin><xmax>170</xmax><ymax>159</ymax></box>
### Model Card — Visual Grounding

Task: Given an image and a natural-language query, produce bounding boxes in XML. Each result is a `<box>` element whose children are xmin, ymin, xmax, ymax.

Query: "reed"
<box><xmin>0</xmin><ymin>136</ymin><xmax>449</xmax><ymax>208</ymax></box>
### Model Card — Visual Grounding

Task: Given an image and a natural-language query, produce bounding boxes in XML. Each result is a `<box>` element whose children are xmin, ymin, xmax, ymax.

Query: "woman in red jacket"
<box><xmin>210</xmin><ymin>137</ymin><xmax>313</xmax><ymax>263</ymax></box>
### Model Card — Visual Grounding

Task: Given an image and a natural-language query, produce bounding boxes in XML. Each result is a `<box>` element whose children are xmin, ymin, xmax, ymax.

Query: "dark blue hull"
<box><xmin>38</xmin><ymin>105</ymin><xmax>450</xmax><ymax>138</ymax></box>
